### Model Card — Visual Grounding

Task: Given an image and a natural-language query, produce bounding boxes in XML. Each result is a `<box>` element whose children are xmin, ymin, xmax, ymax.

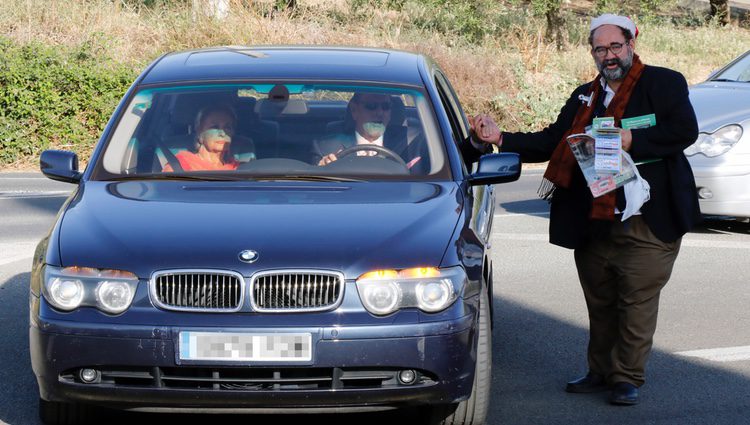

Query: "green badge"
<box><xmin>621</xmin><ymin>114</ymin><xmax>656</xmax><ymax>130</ymax></box>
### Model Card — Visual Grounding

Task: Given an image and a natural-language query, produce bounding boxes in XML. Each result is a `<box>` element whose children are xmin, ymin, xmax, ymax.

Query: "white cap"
<box><xmin>590</xmin><ymin>14</ymin><xmax>638</xmax><ymax>38</ymax></box>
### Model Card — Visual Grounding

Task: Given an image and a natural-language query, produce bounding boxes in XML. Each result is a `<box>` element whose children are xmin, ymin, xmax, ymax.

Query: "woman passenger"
<box><xmin>163</xmin><ymin>104</ymin><xmax>240</xmax><ymax>172</ymax></box>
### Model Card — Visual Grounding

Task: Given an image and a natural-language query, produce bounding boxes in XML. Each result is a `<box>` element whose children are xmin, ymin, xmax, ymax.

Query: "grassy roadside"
<box><xmin>1</xmin><ymin>0</ymin><xmax>749</xmax><ymax>170</ymax></box>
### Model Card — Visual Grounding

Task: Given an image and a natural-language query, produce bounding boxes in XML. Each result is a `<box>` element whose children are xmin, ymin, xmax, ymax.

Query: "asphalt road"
<box><xmin>1</xmin><ymin>171</ymin><xmax>749</xmax><ymax>424</ymax></box>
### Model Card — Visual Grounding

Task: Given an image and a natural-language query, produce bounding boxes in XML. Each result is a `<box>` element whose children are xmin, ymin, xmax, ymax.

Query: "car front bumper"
<box><xmin>30</xmin><ymin>302</ymin><xmax>477</xmax><ymax>412</ymax></box>
<box><xmin>691</xmin><ymin>164</ymin><xmax>750</xmax><ymax>218</ymax></box>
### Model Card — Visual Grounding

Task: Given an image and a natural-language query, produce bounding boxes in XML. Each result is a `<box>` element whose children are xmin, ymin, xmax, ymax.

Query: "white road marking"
<box><xmin>492</xmin><ymin>233</ymin><xmax>750</xmax><ymax>249</ymax></box>
<box><xmin>493</xmin><ymin>233</ymin><xmax>549</xmax><ymax>241</ymax></box>
<box><xmin>494</xmin><ymin>211</ymin><xmax>550</xmax><ymax>217</ymax></box>
<box><xmin>0</xmin><ymin>190</ymin><xmax>70</xmax><ymax>199</ymax></box>
<box><xmin>0</xmin><ymin>241</ymin><xmax>37</xmax><ymax>267</ymax></box>
<box><xmin>675</xmin><ymin>345</ymin><xmax>750</xmax><ymax>362</ymax></box>
<box><xmin>681</xmin><ymin>239</ymin><xmax>750</xmax><ymax>249</ymax></box>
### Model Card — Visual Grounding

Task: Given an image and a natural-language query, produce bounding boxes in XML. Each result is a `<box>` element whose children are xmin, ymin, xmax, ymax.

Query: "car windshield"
<box><xmin>711</xmin><ymin>51</ymin><xmax>750</xmax><ymax>83</ymax></box>
<box><xmin>92</xmin><ymin>83</ymin><xmax>450</xmax><ymax>181</ymax></box>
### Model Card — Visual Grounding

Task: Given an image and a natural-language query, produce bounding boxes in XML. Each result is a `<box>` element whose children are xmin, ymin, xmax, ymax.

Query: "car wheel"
<box><xmin>425</xmin><ymin>286</ymin><xmax>492</xmax><ymax>425</ymax></box>
<box><xmin>39</xmin><ymin>398</ymin><xmax>96</xmax><ymax>425</ymax></box>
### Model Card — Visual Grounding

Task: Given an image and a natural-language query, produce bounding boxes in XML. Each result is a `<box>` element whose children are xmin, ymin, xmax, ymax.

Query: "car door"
<box><xmin>433</xmin><ymin>71</ymin><xmax>495</xmax><ymax>244</ymax></box>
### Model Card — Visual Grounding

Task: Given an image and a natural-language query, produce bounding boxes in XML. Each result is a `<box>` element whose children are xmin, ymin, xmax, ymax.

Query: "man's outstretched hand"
<box><xmin>469</xmin><ymin>114</ymin><xmax>503</xmax><ymax>146</ymax></box>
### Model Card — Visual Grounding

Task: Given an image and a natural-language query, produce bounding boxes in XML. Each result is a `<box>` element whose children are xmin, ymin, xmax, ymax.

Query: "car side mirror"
<box><xmin>467</xmin><ymin>153</ymin><xmax>521</xmax><ymax>186</ymax></box>
<box><xmin>40</xmin><ymin>150</ymin><xmax>81</xmax><ymax>184</ymax></box>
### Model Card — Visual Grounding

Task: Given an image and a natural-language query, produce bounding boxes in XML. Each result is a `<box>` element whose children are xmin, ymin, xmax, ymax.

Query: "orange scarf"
<box><xmin>542</xmin><ymin>54</ymin><xmax>645</xmax><ymax>220</ymax></box>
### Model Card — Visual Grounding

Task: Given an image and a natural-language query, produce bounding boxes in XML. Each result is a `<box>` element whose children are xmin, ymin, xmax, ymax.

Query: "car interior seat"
<box><xmin>155</xmin><ymin>92</ymin><xmax>211</xmax><ymax>171</ymax></box>
<box><xmin>256</xmin><ymin>94</ymin><xmax>311</xmax><ymax>162</ymax></box>
<box><xmin>233</xmin><ymin>96</ymin><xmax>280</xmax><ymax>160</ymax></box>
<box><xmin>324</xmin><ymin>102</ymin><xmax>355</xmax><ymax>136</ymax></box>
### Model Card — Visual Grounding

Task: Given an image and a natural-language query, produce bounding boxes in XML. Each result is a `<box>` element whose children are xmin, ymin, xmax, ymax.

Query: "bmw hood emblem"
<box><xmin>238</xmin><ymin>250</ymin><xmax>259</xmax><ymax>263</ymax></box>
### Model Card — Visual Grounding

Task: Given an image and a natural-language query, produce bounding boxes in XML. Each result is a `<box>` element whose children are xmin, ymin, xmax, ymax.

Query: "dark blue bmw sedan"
<box><xmin>30</xmin><ymin>46</ymin><xmax>520</xmax><ymax>425</ymax></box>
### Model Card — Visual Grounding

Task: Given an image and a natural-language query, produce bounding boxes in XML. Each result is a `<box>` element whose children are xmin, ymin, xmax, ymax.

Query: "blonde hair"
<box><xmin>193</xmin><ymin>103</ymin><xmax>237</xmax><ymax>143</ymax></box>
<box><xmin>193</xmin><ymin>103</ymin><xmax>237</xmax><ymax>152</ymax></box>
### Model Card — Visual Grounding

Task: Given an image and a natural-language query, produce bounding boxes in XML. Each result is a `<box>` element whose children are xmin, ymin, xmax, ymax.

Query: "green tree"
<box><xmin>709</xmin><ymin>0</ymin><xmax>731</xmax><ymax>25</ymax></box>
<box><xmin>531</xmin><ymin>0</ymin><xmax>565</xmax><ymax>49</ymax></box>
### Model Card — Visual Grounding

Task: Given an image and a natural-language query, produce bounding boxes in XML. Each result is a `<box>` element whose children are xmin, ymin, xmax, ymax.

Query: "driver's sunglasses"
<box><xmin>362</xmin><ymin>101</ymin><xmax>391</xmax><ymax>111</ymax></box>
<box><xmin>592</xmin><ymin>42</ymin><xmax>626</xmax><ymax>58</ymax></box>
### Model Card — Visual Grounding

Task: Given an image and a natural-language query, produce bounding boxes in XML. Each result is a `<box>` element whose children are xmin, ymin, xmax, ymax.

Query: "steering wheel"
<box><xmin>335</xmin><ymin>144</ymin><xmax>407</xmax><ymax>168</ymax></box>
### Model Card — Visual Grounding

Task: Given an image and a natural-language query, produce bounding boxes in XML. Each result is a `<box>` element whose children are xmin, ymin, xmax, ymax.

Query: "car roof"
<box><xmin>140</xmin><ymin>46</ymin><xmax>429</xmax><ymax>87</ymax></box>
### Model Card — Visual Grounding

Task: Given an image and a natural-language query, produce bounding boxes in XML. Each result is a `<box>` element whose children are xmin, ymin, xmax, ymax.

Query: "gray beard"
<box><xmin>598</xmin><ymin>53</ymin><xmax>633</xmax><ymax>82</ymax></box>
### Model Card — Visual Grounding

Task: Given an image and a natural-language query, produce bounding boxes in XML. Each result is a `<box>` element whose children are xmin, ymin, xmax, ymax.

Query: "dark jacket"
<box><xmin>498</xmin><ymin>65</ymin><xmax>701</xmax><ymax>249</ymax></box>
<box><xmin>311</xmin><ymin>126</ymin><xmax>428</xmax><ymax>173</ymax></box>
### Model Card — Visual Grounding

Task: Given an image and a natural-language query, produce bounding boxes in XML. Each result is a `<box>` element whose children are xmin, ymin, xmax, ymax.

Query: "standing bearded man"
<box><xmin>468</xmin><ymin>14</ymin><xmax>701</xmax><ymax>405</ymax></box>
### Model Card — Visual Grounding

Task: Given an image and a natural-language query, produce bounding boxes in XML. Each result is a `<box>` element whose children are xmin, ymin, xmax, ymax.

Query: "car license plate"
<box><xmin>179</xmin><ymin>332</ymin><xmax>312</xmax><ymax>362</ymax></box>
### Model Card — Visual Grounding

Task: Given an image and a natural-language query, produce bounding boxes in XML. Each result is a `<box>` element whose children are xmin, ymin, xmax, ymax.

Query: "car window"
<box><xmin>712</xmin><ymin>51</ymin><xmax>750</xmax><ymax>82</ymax></box>
<box><xmin>434</xmin><ymin>72</ymin><xmax>470</xmax><ymax>141</ymax></box>
<box><xmin>93</xmin><ymin>83</ymin><xmax>450</xmax><ymax>181</ymax></box>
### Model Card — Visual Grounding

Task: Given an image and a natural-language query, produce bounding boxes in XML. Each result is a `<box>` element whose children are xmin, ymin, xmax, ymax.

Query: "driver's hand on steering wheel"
<box><xmin>318</xmin><ymin>153</ymin><xmax>338</xmax><ymax>166</ymax></box>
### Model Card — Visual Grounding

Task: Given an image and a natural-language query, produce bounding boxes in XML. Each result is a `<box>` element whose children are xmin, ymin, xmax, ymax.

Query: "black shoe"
<box><xmin>609</xmin><ymin>382</ymin><xmax>639</xmax><ymax>405</ymax></box>
<box><xmin>565</xmin><ymin>373</ymin><xmax>608</xmax><ymax>393</ymax></box>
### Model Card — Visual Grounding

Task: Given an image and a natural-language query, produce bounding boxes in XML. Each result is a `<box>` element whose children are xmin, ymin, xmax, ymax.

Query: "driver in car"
<box><xmin>313</xmin><ymin>93</ymin><xmax>423</xmax><ymax>170</ymax></box>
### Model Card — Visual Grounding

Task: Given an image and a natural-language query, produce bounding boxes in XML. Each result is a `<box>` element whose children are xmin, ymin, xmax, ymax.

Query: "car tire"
<box><xmin>39</xmin><ymin>398</ymin><xmax>96</xmax><ymax>425</ymax></box>
<box><xmin>425</xmin><ymin>286</ymin><xmax>492</xmax><ymax>425</ymax></box>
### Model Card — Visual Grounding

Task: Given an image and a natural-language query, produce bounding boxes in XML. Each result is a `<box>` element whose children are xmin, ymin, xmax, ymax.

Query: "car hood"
<box><xmin>689</xmin><ymin>82</ymin><xmax>750</xmax><ymax>132</ymax></box>
<box><xmin>57</xmin><ymin>180</ymin><xmax>463</xmax><ymax>279</ymax></box>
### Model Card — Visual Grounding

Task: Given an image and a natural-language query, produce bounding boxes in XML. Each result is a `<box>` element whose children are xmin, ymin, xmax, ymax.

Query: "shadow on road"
<box><xmin>0</xmin><ymin>272</ymin><xmax>41</xmax><ymax>425</ymax></box>
<box><xmin>498</xmin><ymin>199</ymin><xmax>550</xmax><ymax>216</ymax></box>
<box><xmin>491</xmin><ymin>297</ymin><xmax>750</xmax><ymax>424</ymax></box>
<box><xmin>2</xmin><ymin>272</ymin><xmax>749</xmax><ymax>424</ymax></box>
<box><xmin>690</xmin><ymin>217</ymin><xmax>750</xmax><ymax>235</ymax></box>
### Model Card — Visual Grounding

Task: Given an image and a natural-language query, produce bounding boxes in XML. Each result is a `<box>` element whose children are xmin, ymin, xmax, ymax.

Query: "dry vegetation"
<box><xmin>1</xmin><ymin>0</ymin><xmax>750</xmax><ymax>169</ymax></box>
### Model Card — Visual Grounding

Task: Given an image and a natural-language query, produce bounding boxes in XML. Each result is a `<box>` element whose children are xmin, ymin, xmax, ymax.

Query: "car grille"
<box><xmin>151</xmin><ymin>270</ymin><xmax>244</xmax><ymax>312</ymax></box>
<box><xmin>250</xmin><ymin>270</ymin><xmax>344</xmax><ymax>312</ymax></box>
<box><xmin>61</xmin><ymin>366</ymin><xmax>436</xmax><ymax>391</ymax></box>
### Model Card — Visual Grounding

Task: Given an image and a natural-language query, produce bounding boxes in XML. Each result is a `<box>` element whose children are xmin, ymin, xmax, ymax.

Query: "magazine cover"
<box><xmin>566</xmin><ymin>133</ymin><xmax>636</xmax><ymax>197</ymax></box>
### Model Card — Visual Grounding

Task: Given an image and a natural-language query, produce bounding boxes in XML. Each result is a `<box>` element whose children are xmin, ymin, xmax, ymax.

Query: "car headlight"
<box><xmin>96</xmin><ymin>280</ymin><xmax>136</xmax><ymax>314</ymax></box>
<box><xmin>355</xmin><ymin>267</ymin><xmax>465</xmax><ymax>316</ymax></box>
<box><xmin>47</xmin><ymin>277</ymin><xmax>84</xmax><ymax>310</ymax></box>
<box><xmin>360</xmin><ymin>280</ymin><xmax>401</xmax><ymax>315</ymax></box>
<box><xmin>42</xmin><ymin>266</ymin><xmax>139</xmax><ymax>314</ymax></box>
<box><xmin>684</xmin><ymin>124</ymin><xmax>743</xmax><ymax>157</ymax></box>
<box><xmin>415</xmin><ymin>280</ymin><xmax>453</xmax><ymax>312</ymax></box>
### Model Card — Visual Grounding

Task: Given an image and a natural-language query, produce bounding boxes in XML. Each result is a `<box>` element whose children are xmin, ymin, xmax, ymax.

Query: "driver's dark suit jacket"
<box><xmin>462</xmin><ymin>65</ymin><xmax>702</xmax><ymax>249</ymax></box>
<box><xmin>311</xmin><ymin>126</ymin><xmax>427</xmax><ymax>173</ymax></box>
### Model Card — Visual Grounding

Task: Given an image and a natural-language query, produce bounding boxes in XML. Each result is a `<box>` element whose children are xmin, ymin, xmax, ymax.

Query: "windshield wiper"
<box><xmin>103</xmin><ymin>174</ymin><xmax>242</xmax><ymax>182</ymax></box>
<box><xmin>710</xmin><ymin>78</ymin><xmax>739</xmax><ymax>82</ymax></box>
<box><xmin>251</xmin><ymin>175</ymin><xmax>364</xmax><ymax>182</ymax></box>
<box><xmin>103</xmin><ymin>174</ymin><xmax>364</xmax><ymax>183</ymax></box>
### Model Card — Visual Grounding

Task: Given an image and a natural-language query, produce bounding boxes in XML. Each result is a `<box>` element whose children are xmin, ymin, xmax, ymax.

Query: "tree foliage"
<box><xmin>709</xmin><ymin>0</ymin><xmax>731</xmax><ymax>25</ymax></box>
<box><xmin>0</xmin><ymin>38</ymin><xmax>134</xmax><ymax>164</ymax></box>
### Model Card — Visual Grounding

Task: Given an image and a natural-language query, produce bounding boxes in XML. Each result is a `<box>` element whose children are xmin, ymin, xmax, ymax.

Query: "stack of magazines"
<box><xmin>566</xmin><ymin>132</ymin><xmax>636</xmax><ymax>198</ymax></box>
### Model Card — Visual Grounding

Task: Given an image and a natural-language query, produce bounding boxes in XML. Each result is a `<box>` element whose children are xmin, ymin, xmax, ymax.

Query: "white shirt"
<box><xmin>600</xmin><ymin>79</ymin><xmax>615</xmax><ymax>108</ymax></box>
<box><xmin>601</xmin><ymin>79</ymin><xmax>645</xmax><ymax>217</ymax></box>
<box><xmin>355</xmin><ymin>131</ymin><xmax>384</xmax><ymax>155</ymax></box>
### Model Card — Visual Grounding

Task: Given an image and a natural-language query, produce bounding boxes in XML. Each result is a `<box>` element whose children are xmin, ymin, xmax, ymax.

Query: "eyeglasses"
<box><xmin>361</xmin><ymin>101</ymin><xmax>391</xmax><ymax>111</ymax></box>
<box><xmin>206</xmin><ymin>125</ymin><xmax>234</xmax><ymax>136</ymax></box>
<box><xmin>592</xmin><ymin>42</ymin><xmax>627</xmax><ymax>58</ymax></box>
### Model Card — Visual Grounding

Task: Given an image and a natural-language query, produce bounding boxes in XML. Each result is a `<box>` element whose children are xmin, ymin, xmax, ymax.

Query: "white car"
<box><xmin>686</xmin><ymin>49</ymin><xmax>750</xmax><ymax>219</ymax></box>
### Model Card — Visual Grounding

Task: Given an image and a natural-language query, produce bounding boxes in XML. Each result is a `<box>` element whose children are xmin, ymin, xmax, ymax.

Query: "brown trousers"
<box><xmin>574</xmin><ymin>215</ymin><xmax>681</xmax><ymax>387</ymax></box>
